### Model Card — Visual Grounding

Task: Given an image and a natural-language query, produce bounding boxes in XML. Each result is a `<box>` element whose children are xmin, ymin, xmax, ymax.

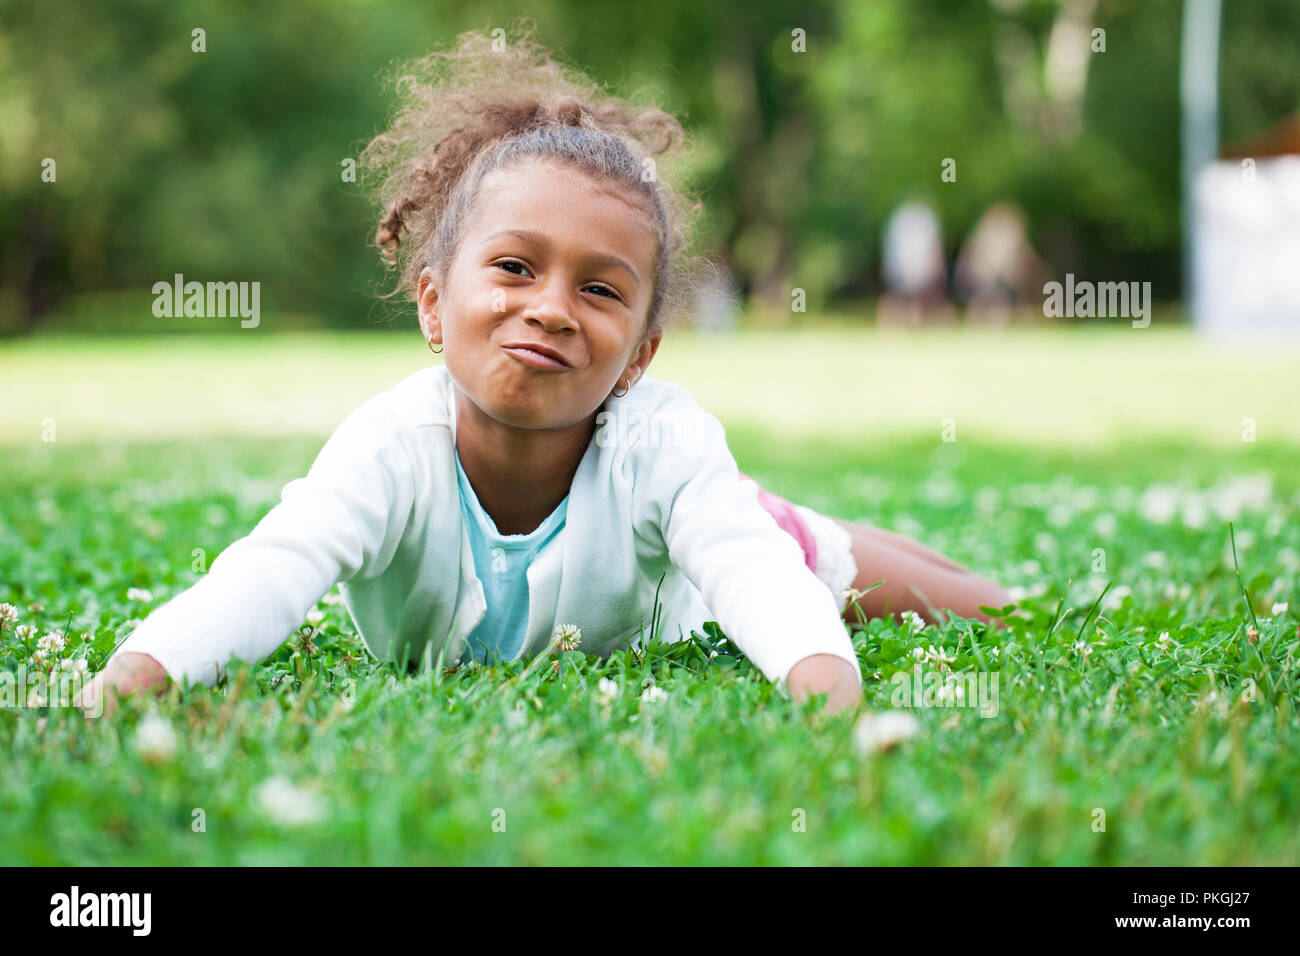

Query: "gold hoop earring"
<box><xmin>611</xmin><ymin>378</ymin><xmax>629</xmax><ymax>398</ymax></box>
<box><xmin>427</xmin><ymin>339</ymin><xmax>443</xmax><ymax>354</ymax></box>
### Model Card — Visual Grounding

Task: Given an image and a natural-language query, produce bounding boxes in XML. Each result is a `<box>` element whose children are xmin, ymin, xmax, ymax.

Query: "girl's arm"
<box><xmin>92</xmin><ymin>404</ymin><xmax>415</xmax><ymax>711</ymax></box>
<box><xmin>637</xmin><ymin>397</ymin><xmax>863</xmax><ymax>703</ymax></box>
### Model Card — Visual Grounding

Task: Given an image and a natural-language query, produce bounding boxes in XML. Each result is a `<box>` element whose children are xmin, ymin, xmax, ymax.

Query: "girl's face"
<box><xmin>417</xmin><ymin>158</ymin><xmax>662</xmax><ymax>433</ymax></box>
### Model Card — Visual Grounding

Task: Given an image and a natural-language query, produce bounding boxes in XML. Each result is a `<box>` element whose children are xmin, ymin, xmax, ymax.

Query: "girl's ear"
<box><xmin>625</xmin><ymin>326</ymin><xmax>663</xmax><ymax>388</ymax></box>
<box><xmin>417</xmin><ymin>266</ymin><xmax>443</xmax><ymax>346</ymax></box>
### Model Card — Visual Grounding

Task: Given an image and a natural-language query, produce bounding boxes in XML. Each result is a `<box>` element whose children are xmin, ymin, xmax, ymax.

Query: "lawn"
<box><xmin>1</xmin><ymin>325</ymin><xmax>1297</xmax><ymax>864</ymax></box>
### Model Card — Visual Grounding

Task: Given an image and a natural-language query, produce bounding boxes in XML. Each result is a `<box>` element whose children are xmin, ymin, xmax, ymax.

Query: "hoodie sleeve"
<box><xmin>631</xmin><ymin>387</ymin><xmax>862</xmax><ymax>697</ymax></box>
<box><xmin>109</xmin><ymin>400</ymin><xmax>416</xmax><ymax>689</ymax></box>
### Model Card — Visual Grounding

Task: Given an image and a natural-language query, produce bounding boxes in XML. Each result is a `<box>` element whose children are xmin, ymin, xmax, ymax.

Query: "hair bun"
<box><xmin>555</xmin><ymin>98</ymin><xmax>587</xmax><ymax>127</ymax></box>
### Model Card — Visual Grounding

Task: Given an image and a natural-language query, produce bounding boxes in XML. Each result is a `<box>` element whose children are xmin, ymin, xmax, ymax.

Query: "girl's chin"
<box><xmin>481</xmin><ymin>393</ymin><xmax>575</xmax><ymax>428</ymax></box>
<box><xmin>492</xmin><ymin>398</ymin><xmax>606</xmax><ymax>434</ymax></box>
<box><xmin>452</xmin><ymin>372</ymin><xmax>603</xmax><ymax>429</ymax></box>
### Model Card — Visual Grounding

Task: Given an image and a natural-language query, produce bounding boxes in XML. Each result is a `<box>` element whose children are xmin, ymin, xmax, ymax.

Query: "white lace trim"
<box><xmin>792</xmin><ymin>504</ymin><xmax>858</xmax><ymax>610</ymax></box>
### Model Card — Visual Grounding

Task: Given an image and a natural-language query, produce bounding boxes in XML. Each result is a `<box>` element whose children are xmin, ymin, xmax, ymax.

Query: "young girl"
<box><xmin>85</xmin><ymin>26</ymin><xmax>1008</xmax><ymax>721</ymax></box>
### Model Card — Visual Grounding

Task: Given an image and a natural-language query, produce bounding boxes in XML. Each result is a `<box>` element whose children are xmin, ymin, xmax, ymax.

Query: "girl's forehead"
<box><xmin>480</xmin><ymin>161</ymin><xmax>640</xmax><ymax>212</ymax></box>
<box><xmin>472</xmin><ymin>165</ymin><xmax>657</xmax><ymax>246</ymax></box>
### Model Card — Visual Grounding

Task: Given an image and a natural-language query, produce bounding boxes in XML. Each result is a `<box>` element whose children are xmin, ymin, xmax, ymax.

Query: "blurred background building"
<box><xmin>1195</xmin><ymin>115</ymin><xmax>1300</xmax><ymax>341</ymax></box>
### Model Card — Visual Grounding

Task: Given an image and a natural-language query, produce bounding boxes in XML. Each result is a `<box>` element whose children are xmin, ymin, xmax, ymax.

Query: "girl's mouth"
<box><xmin>502</xmin><ymin>345</ymin><xmax>572</xmax><ymax>370</ymax></box>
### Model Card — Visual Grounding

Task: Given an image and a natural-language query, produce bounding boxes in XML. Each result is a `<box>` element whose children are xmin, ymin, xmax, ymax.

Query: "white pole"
<box><xmin>1180</xmin><ymin>0</ymin><xmax>1223</xmax><ymax>329</ymax></box>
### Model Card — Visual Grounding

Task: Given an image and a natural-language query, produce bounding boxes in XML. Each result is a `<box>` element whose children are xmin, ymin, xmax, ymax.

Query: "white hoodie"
<box><xmin>112</xmin><ymin>365</ymin><xmax>862</xmax><ymax>696</ymax></box>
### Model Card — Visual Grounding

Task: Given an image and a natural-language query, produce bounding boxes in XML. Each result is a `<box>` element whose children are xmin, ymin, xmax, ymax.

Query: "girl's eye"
<box><xmin>495</xmin><ymin>260</ymin><xmax>622</xmax><ymax>303</ymax></box>
<box><xmin>496</xmin><ymin>260</ymin><xmax>530</xmax><ymax>277</ymax></box>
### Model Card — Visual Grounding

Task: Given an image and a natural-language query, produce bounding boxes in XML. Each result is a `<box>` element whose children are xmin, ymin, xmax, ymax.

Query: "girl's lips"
<box><xmin>503</xmin><ymin>345</ymin><xmax>570</xmax><ymax>370</ymax></box>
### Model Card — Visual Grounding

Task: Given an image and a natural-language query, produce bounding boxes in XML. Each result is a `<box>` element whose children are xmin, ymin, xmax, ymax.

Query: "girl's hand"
<box><xmin>787</xmin><ymin>653</ymin><xmax>862</xmax><ymax>718</ymax></box>
<box><xmin>73</xmin><ymin>651</ymin><xmax>172</xmax><ymax>719</ymax></box>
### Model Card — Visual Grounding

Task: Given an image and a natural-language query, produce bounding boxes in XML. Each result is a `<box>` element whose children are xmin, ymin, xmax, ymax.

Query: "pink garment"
<box><xmin>737</xmin><ymin>471</ymin><xmax>818</xmax><ymax>573</ymax></box>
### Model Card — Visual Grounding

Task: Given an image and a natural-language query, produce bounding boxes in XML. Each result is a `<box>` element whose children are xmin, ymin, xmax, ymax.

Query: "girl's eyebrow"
<box><xmin>478</xmin><ymin>228</ymin><xmax>640</xmax><ymax>289</ymax></box>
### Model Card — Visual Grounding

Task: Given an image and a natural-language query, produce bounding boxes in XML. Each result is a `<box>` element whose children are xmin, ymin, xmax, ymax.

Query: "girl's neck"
<box><xmin>453</xmin><ymin>389</ymin><xmax>597</xmax><ymax>536</ymax></box>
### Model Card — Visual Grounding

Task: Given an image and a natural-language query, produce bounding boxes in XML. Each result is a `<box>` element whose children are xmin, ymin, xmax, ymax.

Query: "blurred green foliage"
<box><xmin>2</xmin><ymin>0</ymin><xmax>1298</xmax><ymax>334</ymax></box>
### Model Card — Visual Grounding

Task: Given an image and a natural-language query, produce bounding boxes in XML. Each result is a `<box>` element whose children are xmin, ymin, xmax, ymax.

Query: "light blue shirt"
<box><xmin>454</xmin><ymin>449</ymin><xmax>568</xmax><ymax>666</ymax></box>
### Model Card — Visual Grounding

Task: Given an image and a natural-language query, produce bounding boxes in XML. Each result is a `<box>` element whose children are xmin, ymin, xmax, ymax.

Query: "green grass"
<box><xmin>2</xmin><ymin>326</ymin><xmax>1298</xmax><ymax>864</ymax></box>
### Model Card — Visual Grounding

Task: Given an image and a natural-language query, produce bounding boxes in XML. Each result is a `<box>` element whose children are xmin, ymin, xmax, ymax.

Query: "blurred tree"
<box><xmin>1</xmin><ymin>0</ymin><xmax>1297</xmax><ymax>334</ymax></box>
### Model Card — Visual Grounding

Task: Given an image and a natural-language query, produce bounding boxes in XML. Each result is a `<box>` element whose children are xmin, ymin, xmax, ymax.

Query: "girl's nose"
<box><xmin>521</xmin><ymin>291</ymin><xmax>577</xmax><ymax>333</ymax></box>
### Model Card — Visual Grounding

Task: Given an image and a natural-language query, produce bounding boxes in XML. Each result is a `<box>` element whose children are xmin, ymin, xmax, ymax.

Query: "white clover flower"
<box><xmin>14</xmin><ymin>624</ymin><xmax>37</xmax><ymax>642</ymax></box>
<box><xmin>925</xmin><ymin>644</ymin><xmax>956</xmax><ymax>665</ymax></box>
<box><xmin>1138</xmin><ymin>485</ymin><xmax>1179</xmax><ymax>525</ymax></box>
<box><xmin>1271</xmin><ymin>602</ymin><xmax>1289</xmax><ymax>616</ymax></box>
<box><xmin>1156</xmin><ymin>631</ymin><xmax>1173</xmax><ymax>651</ymax></box>
<box><xmin>901</xmin><ymin>610</ymin><xmax>927</xmax><ymax>631</ymax></box>
<box><xmin>1073</xmin><ymin>640</ymin><xmax>1092</xmax><ymax>657</ymax></box>
<box><xmin>37</xmin><ymin>632</ymin><xmax>66</xmax><ymax>656</ymax></box>
<box><xmin>133</xmin><ymin>713</ymin><xmax>177</xmax><ymax>764</ymax></box>
<box><xmin>253</xmin><ymin>775</ymin><xmax>325</xmax><ymax>826</ymax></box>
<box><xmin>26</xmin><ymin>688</ymin><xmax>46</xmax><ymax>708</ymax></box>
<box><xmin>554</xmin><ymin>622</ymin><xmax>582</xmax><ymax>652</ymax></box>
<box><xmin>911</xmin><ymin>646</ymin><xmax>925</xmax><ymax>660</ymax></box>
<box><xmin>505</xmin><ymin>704</ymin><xmax>528</xmax><ymax>730</ymax></box>
<box><xmin>26</xmin><ymin>602</ymin><xmax>44</xmax><ymax>614</ymax></box>
<box><xmin>0</xmin><ymin>603</ymin><xmax>17</xmax><ymax>628</ymax></box>
<box><xmin>640</xmin><ymin>685</ymin><xmax>666</xmax><ymax>703</ymax></box>
<box><xmin>126</xmin><ymin>588</ymin><xmax>154</xmax><ymax>603</ymax></box>
<box><xmin>853</xmin><ymin>710</ymin><xmax>921</xmax><ymax>755</ymax></box>
<box><xmin>597</xmin><ymin>677</ymin><xmax>619</xmax><ymax>700</ymax></box>
<box><xmin>304</xmin><ymin>609</ymin><xmax>326</xmax><ymax>626</ymax></box>
<box><xmin>1047</xmin><ymin>503</ymin><xmax>1073</xmax><ymax>528</ymax></box>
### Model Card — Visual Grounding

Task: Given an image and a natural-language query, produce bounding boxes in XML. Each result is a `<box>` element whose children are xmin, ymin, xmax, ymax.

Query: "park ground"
<box><xmin>1</xmin><ymin>323</ymin><xmax>1297</xmax><ymax>864</ymax></box>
